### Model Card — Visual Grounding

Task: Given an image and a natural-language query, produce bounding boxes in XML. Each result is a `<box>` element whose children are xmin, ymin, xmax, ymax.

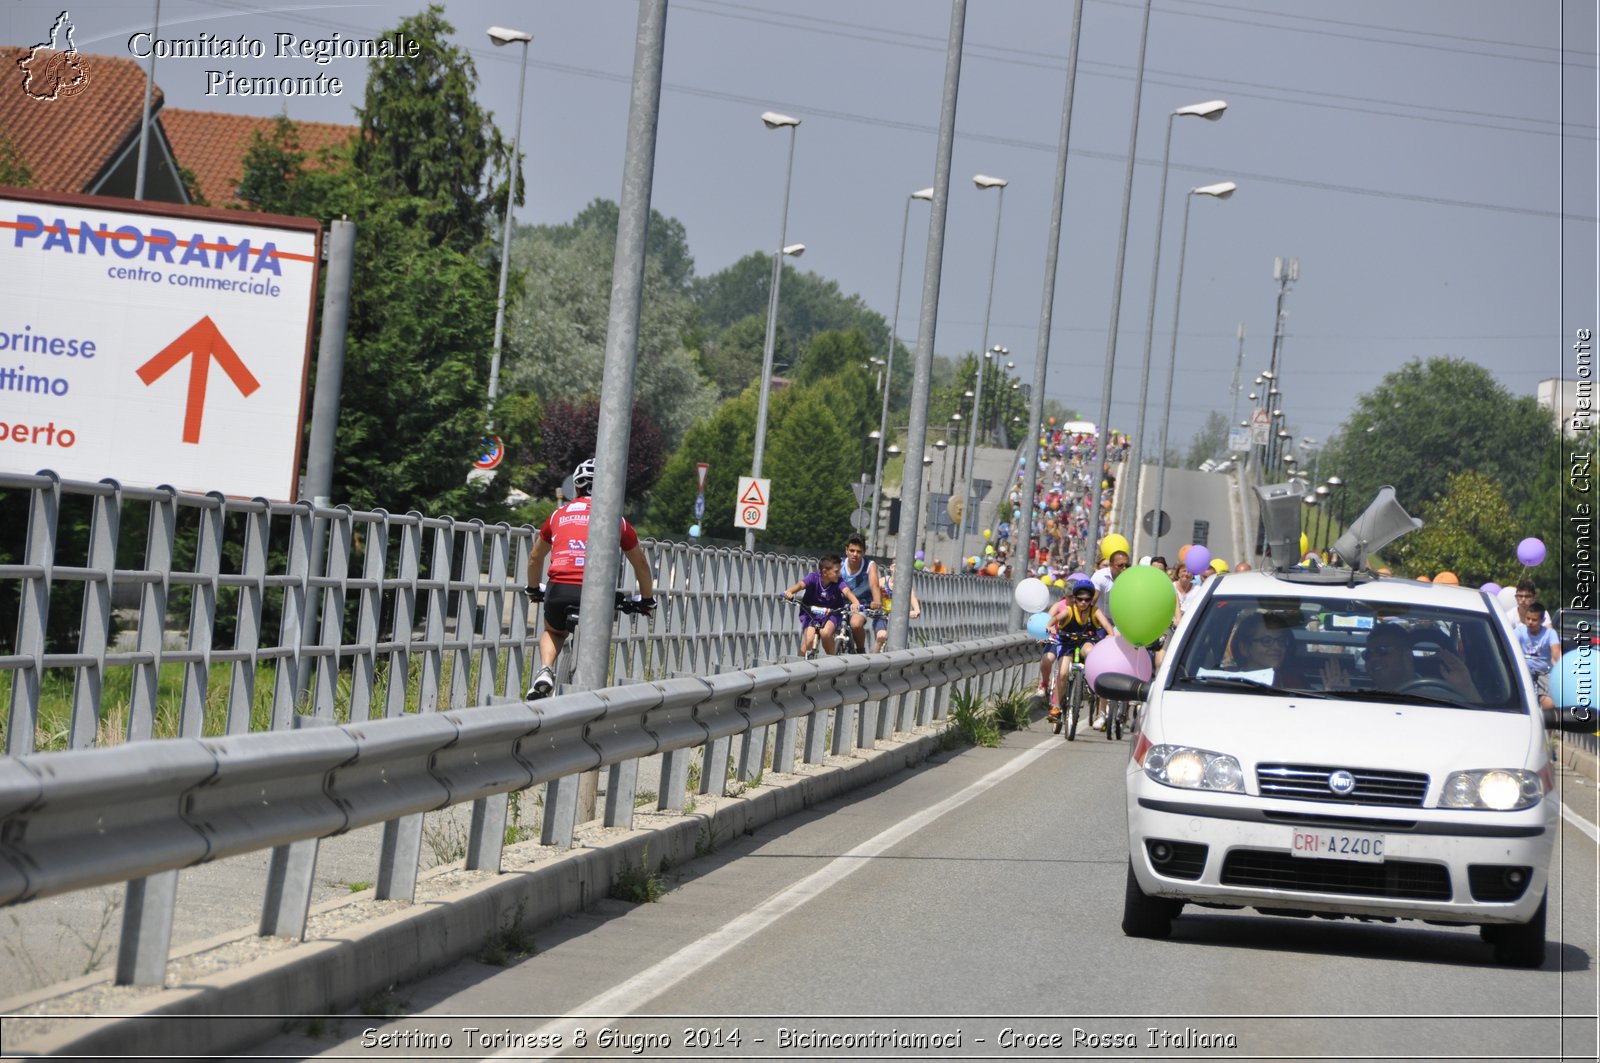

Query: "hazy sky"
<box><xmin>11</xmin><ymin>0</ymin><xmax>1596</xmax><ymax>462</ymax></box>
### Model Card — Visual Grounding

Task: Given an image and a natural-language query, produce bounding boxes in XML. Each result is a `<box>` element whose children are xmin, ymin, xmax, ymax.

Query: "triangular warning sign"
<box><xmin>739</xmin><ymin>481</ymin><xmax>766</xmax><ymax>505</ymax></box>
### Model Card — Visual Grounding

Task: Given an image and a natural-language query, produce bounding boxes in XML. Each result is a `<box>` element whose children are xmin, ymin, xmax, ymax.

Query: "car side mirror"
<box><xmin>1094</xmin><ymin>671</ymin><xmax>1151</xmax><ymax>703</ymax></box>
<box><xmin>1543</xmin><ymin>705</ymin><xmax>1598</xmax><ymax>734</ymax></box>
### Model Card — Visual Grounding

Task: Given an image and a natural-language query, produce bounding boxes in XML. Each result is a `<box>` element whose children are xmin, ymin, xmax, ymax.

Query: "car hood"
<box><xmin>1148</xmin><ymin>689</ymin><xmax>1541</xmax><ymax>772</ymax></box>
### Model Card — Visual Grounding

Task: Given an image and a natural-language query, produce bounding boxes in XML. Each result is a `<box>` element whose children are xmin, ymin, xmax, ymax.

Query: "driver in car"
<box><xmin>1325</xmin><ymin>621</ymin><xmax>1481</xmax><ymax>702</ymax></box>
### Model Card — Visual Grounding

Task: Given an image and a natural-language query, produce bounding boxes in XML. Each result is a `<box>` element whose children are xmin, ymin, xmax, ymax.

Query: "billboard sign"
<box><xmin>0</xmin><ymin>188</ymin><xmax>321</xmax><ymax>499</ymax></box>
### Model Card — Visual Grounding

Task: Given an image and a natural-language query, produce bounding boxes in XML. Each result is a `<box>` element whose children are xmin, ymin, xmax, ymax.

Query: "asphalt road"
<box><xmin>240</xmin><ymin>725</ymin><xmax>1600</xmax><ymax>1062</ymax></box>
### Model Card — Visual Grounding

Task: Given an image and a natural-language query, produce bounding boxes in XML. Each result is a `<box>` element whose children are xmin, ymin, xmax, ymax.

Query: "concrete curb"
<box><xmin>3</xmin><ymin>723</ymin><xmax>954</xmax><ymax>1061</ymax></box>
<box><xmin>1559</xmin><ymin>736</ymin><xmax>1599</xmax><ymax>787</ymax></box>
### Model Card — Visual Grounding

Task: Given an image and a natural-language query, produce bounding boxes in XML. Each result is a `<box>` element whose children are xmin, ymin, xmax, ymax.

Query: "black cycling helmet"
<box><xmin>572</xmin><ymin>457</ymin><xmax>595</xmax><ymax>497</ymax></box>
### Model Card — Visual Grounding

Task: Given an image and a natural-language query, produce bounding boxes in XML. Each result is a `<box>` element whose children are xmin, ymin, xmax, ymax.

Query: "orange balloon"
<box><xmin>985</xmin><ymin>561</ymin><xmax>1000</xmax><ymax>576</ymax></box>
<box><xmin>1434</xmin><ymin>571</ymin><xmax>1459</xmax><ymax>584</ymax></box>
<box><xmin>1177</xmin><ymin>544</ymin><xmax>1193</xmax><ymax>564</ymax></box>
<box><xmin>1416</xmin><ymin>574</ymin><xmax>1432</xmax><ymax>582</ymax></box>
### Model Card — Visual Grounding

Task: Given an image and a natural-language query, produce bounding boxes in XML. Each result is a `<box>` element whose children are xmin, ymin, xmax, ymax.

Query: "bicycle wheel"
<box><xmin>1065</xmin><ymin>668</ymin><xmax>1083</xmax><ymax>741</ymax></box>
<box><xmin>1112</xmin><ymin>700</ymin><xmax>1124</xmax><ymax>741</ymax></box>
<box><xmin>1105</xmin><ymin>699</ymin><xmax>1118</xmax><ymax>741</ymax></box>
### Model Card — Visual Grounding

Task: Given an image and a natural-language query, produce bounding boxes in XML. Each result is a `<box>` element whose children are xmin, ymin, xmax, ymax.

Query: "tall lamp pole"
<box><xmin>1128</xmin><ymin>99</ymin><xmax>1227</xmax><ymax>555</ymax></box>
<box><xmin>1151</xmin><ymin>180</ymin><xmax>1236</xmax><ymax>555</ymax></box>
<box><xmin>485</xmin><ymin>25</ymin><xmax>534</xmax><ymax>430</ymax></box>
<box><xmin>869</xmin><ymin>187</ymin><xmax>933</xmax><ymax>556</ymax></box>
<box><xmin>956</xmin><ymin>174</ymin><xmax>1007</xmax><ymax>566</ymax></box>
<box><xmin>746</xmin><ymin>111</ymin><xmax>802</xmax><ymax>552</ymax></box>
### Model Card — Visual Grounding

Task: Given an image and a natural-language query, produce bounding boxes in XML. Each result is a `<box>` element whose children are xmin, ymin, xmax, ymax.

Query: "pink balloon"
<box><xmin>1085</xmin><ymin>634</ymin><xmax>1153</xmax><ymax>689</ymax></box>
<box><xmin>1185</xmin><ymin>545</ymin><xmax>1212</xmax><ymax>574</ymax></box>
<box><xmin>1516</xmin><ymin>537</ymin><xmax>1546</xmax><ymax>567</ymax></box>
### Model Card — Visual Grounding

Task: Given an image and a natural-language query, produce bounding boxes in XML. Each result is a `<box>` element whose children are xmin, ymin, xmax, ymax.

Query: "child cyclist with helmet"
<box><xmin>783</xmin><ymin>554</ymin><xmax>862</xmax><ymax>657</ymax></box>
<box><xmin>524</xmin><ymin>458</ymin><xmax>656</xmax><ymax>700</ymax></box>
<box><xmin>1046</xmin><ymin>579</ymin><xmax>1112</xmax><ymax>725</ymax></box>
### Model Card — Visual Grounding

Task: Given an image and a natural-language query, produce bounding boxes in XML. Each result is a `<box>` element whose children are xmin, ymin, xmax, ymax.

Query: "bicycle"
<box><xmin>841</xmin><ymin>605</ymin><xmax>886</xmax><ymax>654</ymax></box>
<box><xmin>525</xmin><ymin>588</ymin><xmax>655</xmax><ymax>699</ymax></box>
<box><xmin>1105</xmin><ymin>697</ymin><xmax>1126</xmax><ymax>741</ymax></box>
<box><xmin>783</xmin><ymin>595</ymin><xmax>846</xmax><ymax>658</ymax></box>
<box><xmin>1055</xmin><ymin>641</ymin><xmax>1090</xmax><ymax>741</ymax></box>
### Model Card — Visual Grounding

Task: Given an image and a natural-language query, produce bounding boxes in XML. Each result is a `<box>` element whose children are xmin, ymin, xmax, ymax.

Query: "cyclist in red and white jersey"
<box><xmin>525</xmin><ymin>458</ymin><xmax>655</xmax><ymax>699</ymax></box>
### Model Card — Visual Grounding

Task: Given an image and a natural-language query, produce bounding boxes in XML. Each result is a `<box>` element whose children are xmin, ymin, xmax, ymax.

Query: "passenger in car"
<box><xmin>1226</xmin><ymin>612</ymin><xmax>1312</xmax><ymax>686</ymax></box>
<box><xmin>1323</xmin><ymin>622</ymin><xmax>1481</xmax><ymax>702</ymax></box>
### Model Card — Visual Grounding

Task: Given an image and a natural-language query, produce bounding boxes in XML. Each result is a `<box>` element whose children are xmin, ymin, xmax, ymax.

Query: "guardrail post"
<box><xmin>6</xmin><ymin>473</ymin><xmax>58</xmax><ymax>756</ymax></box>
<box><xmin>225</xmin><ymin>504</ymin><xmax>270</xmax><ymax>735</ymax></box>
<box><xmin>260</xmin><ymin>715</ymin><xmax>332</xmax><ymax>939</ymax></box>
<box><xmin>699</xmin><ymin>733</ymin><xmax>731</xmax><ymax>796</ymax></box>
<box><xmin>831</xmin><ymin>701</ymin><xmax>855</xmax><ymax>757</ymax></box>
<box><xmin>657</xmin><ymin>746</ymin><xmax>691</xmax><ymax>810</ymax></box>
<box><xmin>737</xmin><ymin>714</ymin><xmax>766</xmax><ymax>783</ymax></box>
<box><xmin>803</xmin><ymin>705</ymin><xmax>828</xmax><ymax>764</ymax></box>
<box><xmin>856</xmin><ymin>696</ymin><xmax>877</xmax><ymax>749</ymax></box>
<box><xmin>466</xmin><ymin>792</ymin><xmax>508</xmax><ymax>871</ymax></box>
<box><xmin>69</xmin><ymin>480</ymin><xmax>118</xmax><ymax>750</ymax></box>
<box><xmin>771</xmin><ymin>715</ymin><xmax>798</xmax><ymax>774</ymax></box>
<box><xmin>116</xmin><ymin>869</ymin><xmax>178</xmax><ymax>986</ymax></box>
<box><xmin>541</xmin><ymin>775</ymin><xmax>581</xmax><ymax>846</ymax></box>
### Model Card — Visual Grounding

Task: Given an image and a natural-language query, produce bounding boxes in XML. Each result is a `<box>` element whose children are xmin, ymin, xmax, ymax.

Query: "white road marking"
<box><xmin>1561</xmin><ymin>800</ymin><xmax>1600</xmax><ymax>844</ymax></box>
<box><xmin>492</xmin><ymin>738</ymin><xmax>1061</xmax><ymax>1060</ymax></box>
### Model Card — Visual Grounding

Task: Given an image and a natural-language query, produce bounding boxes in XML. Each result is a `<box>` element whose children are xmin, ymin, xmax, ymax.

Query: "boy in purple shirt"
<box><xmin>784</xmin><ymin>554</ymin><xmax>862</xmax><ymax>657</ymax></box>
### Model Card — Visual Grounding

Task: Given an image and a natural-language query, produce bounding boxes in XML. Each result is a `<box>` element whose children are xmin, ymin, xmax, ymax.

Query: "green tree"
<box><xmin>645</xmin><ymin>392</ymin><xmax>757</xmax><ymax>540</ymax></box>
<box><xmin>235</xmin><ymin>10</ymin><xmax>514</xmax><ymax>518</ymax></box>
<box><xmin>353</xmin><ymin>4</ymin><xmax>510</xmax><ymax>253</ymax></box>
<box><xmin>0</xmin><ymin>128</ymin><xmax>33</xmax><ymax>186</ymax></box>
<box><xmin>763</xmin><ymin>388</ymin><xmax>854</xmax><ymax>552</ymax></box>
<box><xmin>1320</xmin><ymin>357</ymin><xmax>1556</xmax><ymax>516</ymax></box>
<box><xmin>697</xmin><ymin>313</ymin><xmax>786</xmax><ymax>400</ymax></box>
<box><xmin>1183</xmin><ymin>411</ymin><xmax>1230</xmax><ymax>468</ymax></box>
<box><xmin>501</xmin><ymin>207</ymin><xmax>715</xmax><ymax>449</ymax></box>
<box><xmin>1401</xmin><ymin>471</ymin><xmax>1520</xmax><ymax>582</ymax></box>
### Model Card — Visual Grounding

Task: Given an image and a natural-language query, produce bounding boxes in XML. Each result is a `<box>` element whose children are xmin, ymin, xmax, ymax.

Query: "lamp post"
<box><xmin>1129</xmin><ymin>100</ymin><xmax>1227</xmax><ymax>550</ymax></box>
<box><xmin>746</xmin><ymin>112</ymin><xmax>803</xmax><ymax>551</ymax></box>
<box><xmin>1314</xmin><ymin>483</ymin><xmax>1331</xmax><ymax>551</ymax></box>
<box><xmin>1151</xmin><ymin>180</ymin><xmax>1236</xmax><ymax>555</ymax></box>
<box><xmin>485</xmin><ymin>25</ymin><xmax>534</xmax><ymax>430</ymax></box>
<box><xmin>869</xmin><ymin>187</ymin><xmax>934</xmax><ymax>556</ymax></box>
<box><xmin>957</xmin><ymin>174</ymin><xmax>1007</xmax><ymax>566</ymax></box>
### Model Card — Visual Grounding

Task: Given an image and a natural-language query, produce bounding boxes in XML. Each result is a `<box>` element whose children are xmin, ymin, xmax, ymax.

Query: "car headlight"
<box><xmin>1144</xmin><ymin>744</ymin><xmax>1245</xmax><ymax>792</ymax></box>
<box><xmin>1440</xmin><ymin>769</ymin><xmax>1544</xmax><ymax>811</ymax></box>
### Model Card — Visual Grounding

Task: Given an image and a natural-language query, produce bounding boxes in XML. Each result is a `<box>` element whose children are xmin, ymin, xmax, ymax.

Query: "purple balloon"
<box><xmin>1517</xmin><ymin>537</ymin><xmax>1546</xmax><ymax>567</ymax></box>
<box><xmin>1084</xmin><ymin>634</ymin><xmax>1153</xmax><ymax>689</ymax></box>
<box><xmin>1067</xmin><ymin>572</ymin><xmax>1088</xmax><ymax>584</ymax></box>
<box><xmin>1185</xmin><ymin>545</ymin><xmax>1212</xmax><ymax>574</ymax></box>
<box><xmin>914</xmin><ymin>550</ymin><xmax>925</xmax><ymax>561</ymax></box>
<box><xmin>1480</xmin><ymin>581</ymin><xmax>1502</xmax><ymax>598</ymax></box>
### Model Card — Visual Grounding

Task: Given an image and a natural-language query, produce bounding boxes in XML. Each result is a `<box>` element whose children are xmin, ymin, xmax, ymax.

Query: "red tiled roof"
<box><xmin>1</xmin><ymin>46</ymin><xmax>157</xmax><ymax>192</ymax></box>
<box><xmin>161</xmin><ymin>109</ymin><xmax>356</xmax><ymax>207</ymax></box>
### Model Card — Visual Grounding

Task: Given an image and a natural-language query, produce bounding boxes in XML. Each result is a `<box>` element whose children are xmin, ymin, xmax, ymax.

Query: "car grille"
<box><xmin>1220</xmin><ymin>850</ymin><xmax>1451</xmax><ymax>900</ymax></box>
<box><xmin>1257</xmin><ymin>763</ymin><xmax>1429</xmax><ymax>807</ymax></box>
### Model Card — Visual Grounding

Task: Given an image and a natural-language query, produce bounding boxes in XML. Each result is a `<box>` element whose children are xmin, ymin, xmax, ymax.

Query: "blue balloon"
<box><xmin>1026</xmin><ymin>610</ymin><xmax>1052</xmax><ymax>640</ymax></box>
<box><xmin>688</xmin><ymin>524</ymin><xmax>701</xmax><ymax>537</ymax></box>
<box><xmin>1549</xmin><ymin>646</ymin><xmax>1598</xmax><ymax>709</ymax></box>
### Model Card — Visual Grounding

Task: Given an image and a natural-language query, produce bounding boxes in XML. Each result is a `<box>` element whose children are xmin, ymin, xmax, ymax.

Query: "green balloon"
<box><xmin>1108</xmin><ymin>566</ymin><xmax>1178</xmax><ymax>647</ymax></box>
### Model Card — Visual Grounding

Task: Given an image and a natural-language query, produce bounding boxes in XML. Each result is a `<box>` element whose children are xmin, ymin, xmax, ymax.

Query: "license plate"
<box><xmin>1289</xmin><ymin>828</ymin><xmax>1387</xmax><ymax>863</ymax></box>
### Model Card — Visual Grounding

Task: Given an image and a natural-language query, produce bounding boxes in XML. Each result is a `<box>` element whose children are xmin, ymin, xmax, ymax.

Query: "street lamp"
<box><xmin>1150</xmin><ymin>180</ymin><xmax>1235</xmax><ymax>555</ymax></box>
<box><xmin>1314</xmin><ymin>483</ymin><xmax>1331</xmax><ymax>550</ymax></box>
<box><xmin>747</xmin><ymin>111</ymin><xmax>802</xmax><ymax>552</ymax></box>
<box><xmin>485</xmin><ymin>24</ymin><xmax>534</xmax><ymax>429</ymax></box>
<box><xmin>869</xmin><ymin>186</ymin><xmax>933</xmax><ymax>556</ymax></box>
<box><xmin>1129</xmin><ymin>100</ymin><xmax>1227</xmax><ymax>542</ymax></box>
<box><xmin>958</xmin><ymin>174</ymin><xmax>1007</xmax><ymax>565</ymax></box>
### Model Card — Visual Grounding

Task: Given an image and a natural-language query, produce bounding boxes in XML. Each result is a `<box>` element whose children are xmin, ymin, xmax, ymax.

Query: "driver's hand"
<box><xmin>1320</xmin><ymin>657</ymin><xmax>1349</xmax><ymax>691</ymax></box>
<box><xmin>1436</xmin><ymin>649</ymin><xmax>1477</xmax><ymax>698</ymax></box>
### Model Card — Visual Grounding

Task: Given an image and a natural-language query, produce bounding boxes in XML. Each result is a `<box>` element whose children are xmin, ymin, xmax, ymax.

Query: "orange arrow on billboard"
<box><xmin>136</xmin><ymin>316</ymin><xmax>261</xmax><ymax>444</ymax></box>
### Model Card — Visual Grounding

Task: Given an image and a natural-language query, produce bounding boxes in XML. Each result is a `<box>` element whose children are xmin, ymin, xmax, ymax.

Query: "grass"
<box><xmin>992</xmin><ymin>686</ymin><xmax>1034</xmax><ymax>731</ymax></box>
<box><xmin>610</xmin><ymin>847</ymin><xmax>665</xmax><ymax>904</ymax></box>
<box><xmin>946</xmin><ymin>687</ymin><xmax>1002</xmax><ymax>748</ymax></box>
<box><xmin>478</xmin><ymin>898</ymin><xmax>534</xmax><ymax>966</ymax></box>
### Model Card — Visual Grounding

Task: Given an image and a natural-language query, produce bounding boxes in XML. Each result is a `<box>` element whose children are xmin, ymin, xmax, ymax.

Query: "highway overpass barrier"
<box><xmin>0</xmin><ymin>632</ymin><xmax>1036</xmax><ymax>989</ymax></box>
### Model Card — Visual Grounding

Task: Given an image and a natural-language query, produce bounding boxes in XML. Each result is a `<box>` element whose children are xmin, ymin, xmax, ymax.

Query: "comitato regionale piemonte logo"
<box><xmin>17</xmin><ymin>11</ymin><xmax>91</xmax><ymax>102</ymax></box>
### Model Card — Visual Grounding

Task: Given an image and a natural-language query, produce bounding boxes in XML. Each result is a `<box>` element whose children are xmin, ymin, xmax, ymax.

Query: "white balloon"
<box><xmin>1014</xmin><ymin>577</ymin><xmax>1051</xmax><ymax>614</ymax></box>
<box><xmin>1496</xmin><ymin>585</ymin><xmax>1518</xmax><ymax>613</ymax></box>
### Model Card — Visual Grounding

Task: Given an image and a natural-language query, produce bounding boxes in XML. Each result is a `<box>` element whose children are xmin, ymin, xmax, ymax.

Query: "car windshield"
<box><xmin>1168</xmin><ymin>592</ymin><xmax>1525</xmax><ymax>712</ymax></box>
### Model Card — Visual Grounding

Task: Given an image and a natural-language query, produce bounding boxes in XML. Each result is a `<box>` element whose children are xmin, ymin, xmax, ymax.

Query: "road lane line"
<box><xmin>493</xmin><ymin>738</ymin><xmax>1062</xmax><ymax>1059</ymax></box>
<box><xmin>1561</xmin><ymin>800</ymin><xmax>1600</xmax><ymax>844</ymax></box>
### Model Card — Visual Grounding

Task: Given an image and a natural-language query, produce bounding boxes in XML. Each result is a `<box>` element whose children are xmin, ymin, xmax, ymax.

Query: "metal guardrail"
<box><xmin>0</xmin><ymin>633</ymin><xmax>1036</xmax><ymax>986</ymax></box>
<box><xmin>0</xmin><ymin>471</ymin><xmax>1016</xmax><ymax>756</ymax></box>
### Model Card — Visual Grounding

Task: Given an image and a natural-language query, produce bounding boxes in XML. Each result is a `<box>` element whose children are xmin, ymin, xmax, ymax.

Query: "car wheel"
<box><xmin>1122</xmin><ymin>860</ymin><xmax>1181</xmax><ymax>939</ymax></box>
<box><xmin>1490</xmin><ymin>891</ymin><xmax>1547</xmax><ymax>968</ymax></box>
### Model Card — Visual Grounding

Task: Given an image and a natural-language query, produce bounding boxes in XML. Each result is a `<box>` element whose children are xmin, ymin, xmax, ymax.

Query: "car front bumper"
<box><xmin>1126</xmin><ymin>774</ymin><xmax>1557</xmax><ymax>925</ymax></box>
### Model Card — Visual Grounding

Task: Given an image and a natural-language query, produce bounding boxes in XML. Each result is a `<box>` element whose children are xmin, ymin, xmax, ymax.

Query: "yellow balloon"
<box><xmin>1101</xmin><ymin>533</ymin><xmax>1130</xmax><ymax>560</ymax></box>
<box><xmin>1210</xmin><ymin>558</ymin><xmax>1229</xmax><ymax>573</ymax></box>
<box><xmin>983</xmin><ymin>528</ymin><xmax>992</xmax><ymax>540</ymax></box>
<box><xmin>1299</xmin><ymin>532</ymin><xmax>1309</xmax><ymax>556</ymax></box>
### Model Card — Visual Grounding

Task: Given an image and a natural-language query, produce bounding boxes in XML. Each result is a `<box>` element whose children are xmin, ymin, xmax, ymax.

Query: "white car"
<box><xmin>1095</xmin><ymin>568</ymin><xmax>1593</xmax><ymax>966</ymax></box>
